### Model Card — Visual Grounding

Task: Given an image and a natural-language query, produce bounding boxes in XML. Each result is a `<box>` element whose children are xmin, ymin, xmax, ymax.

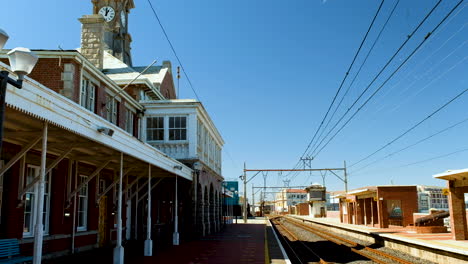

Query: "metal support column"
<box><xmin>33</xmin><ymin>122</ymin><xmax>47</xmax><ymax>264</ymax></box>
<box><xmin>243</xmin><ymin>162</ymin><xmax>247</xmax><ymax>223</ymax></box>
<box><xmin>173</xmin><ymin>173</ymin><xmax>179</xmax><ymax>245</ymax></box>
<box><xmin>144</xmin><ymin>164</ymin><xmax>152</xmax><ymax>256</ymax></box>
<box><xmin>113</xmin><ymin>153</ymin><xmax>124</xmax><ymax>264</ymax></box>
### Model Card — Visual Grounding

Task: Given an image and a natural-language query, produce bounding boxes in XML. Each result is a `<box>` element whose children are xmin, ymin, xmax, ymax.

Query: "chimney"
<box><xmin>78</xmin><ymin>15</ymin><xmax>105</xmax><ymax>69</ymax></box>
<box><xmin>162</xmin><ymin>60</ymin><xmax>172</xmax><ymax>75</ymax></box>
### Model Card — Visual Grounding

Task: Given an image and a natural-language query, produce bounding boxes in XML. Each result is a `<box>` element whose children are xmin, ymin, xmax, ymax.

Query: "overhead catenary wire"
<box><xmin>307</xmin><ymin>0</ymin><xmax>444</xmax><ymax>158</ymax></box>
<box><xmin>298</xmin><ymin>0</ymin><xmax>386</xmax><ymax>161</ymax></box>
<box><xmin>350</xmin><ymin>86</ymin><xmax>468</xmax><ymax>168</ymax></box>
<box><xmin>146</xmin><ymin>0</ymin><xmax>202</xmax><ymax>102</ymax></box>
<box><xmin>308</xmin><ymin>0</ymin><xmax>444</xmax><ymax>158</ymax></box>
<box><xmin>351</xmin><ymin>114</ymin><xmax>468</xmax><ymax>174</ymax></box>
<box><xmin>309</xmin><ymin>0</ymin><xmax>463</xmax><ymax>159</ymax></box>
<box><xmin>351</xmin><ymin>147</ymin><xmax>468</xmax><ymax>178</ymax></box>
<box><xmin>311</xmin><ymin>0</ymin><xmax>401</xmax><ymax>154</ymax></box>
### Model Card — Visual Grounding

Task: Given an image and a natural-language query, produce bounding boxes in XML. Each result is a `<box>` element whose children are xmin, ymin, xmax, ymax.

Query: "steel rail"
<box><xmin>284</xmin><ymin>216</ymin><xmax>414</xmax><ymax>264</ymax></box>
<box><xmin>271</xmin><ymin>217</ymin><xmax>331</xmax><ymax>264</ymax></box>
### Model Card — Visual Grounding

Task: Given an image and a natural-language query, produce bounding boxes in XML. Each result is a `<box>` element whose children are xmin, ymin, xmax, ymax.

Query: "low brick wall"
<box><xmin>327</xmin><ymin>211</ymin><xmax>340</xmax><ymax>219</ymax></box>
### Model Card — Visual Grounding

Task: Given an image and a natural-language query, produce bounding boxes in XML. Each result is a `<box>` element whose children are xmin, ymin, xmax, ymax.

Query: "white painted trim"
<box><xmin>0</xmin><ymin>62</ymin><xmax>192</xmax><ymax>181</ymax></box>
<box><xmin>0</xmin><ymin>50</ymin><xmax>143</xmax><ymax>111</ymax></box>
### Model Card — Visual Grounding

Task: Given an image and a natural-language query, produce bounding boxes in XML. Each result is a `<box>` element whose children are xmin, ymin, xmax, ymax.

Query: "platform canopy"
<box><xmin>433</xmin><ymin>169</ymin><xmax>468</xmax><ymax>187</ymax></box>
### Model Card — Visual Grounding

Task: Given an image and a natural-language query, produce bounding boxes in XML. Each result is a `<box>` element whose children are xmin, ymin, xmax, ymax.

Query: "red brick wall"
<box><xmin>327</xmin><ymin>211</ymin><xmax>340</xmax><ymax>219</ymax></box>
<box><xmin>377</xmin><ymin>186</ymin><xmax>418</xmax><ymax>227</ymax></box>
<box><xmin>0</xmin><ymin>143</ymin><xmax>23</xmax><ymax>239</ymax></box>
<box><xmin>160</xmin><ymin>72</ymin><xmax>176</xmax><ymax>99</ymax></box>
<box><xmin>296</xmin><ymin>203</ymin><xmax>309</xmax><ymax>215</ymax></box>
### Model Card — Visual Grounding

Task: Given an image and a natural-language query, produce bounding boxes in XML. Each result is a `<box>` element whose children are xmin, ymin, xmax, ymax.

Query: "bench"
<box><xmin>0</xmin><ymin>239</ymin><xmax>32</xmax><ymax>263</ymax></box>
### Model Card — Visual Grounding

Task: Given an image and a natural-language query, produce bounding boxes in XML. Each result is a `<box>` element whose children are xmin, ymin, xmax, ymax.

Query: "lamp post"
<box><xmin>0</xmin><ymin>29</ymin><xmax>38</xmax><ymax>156</ymax></box>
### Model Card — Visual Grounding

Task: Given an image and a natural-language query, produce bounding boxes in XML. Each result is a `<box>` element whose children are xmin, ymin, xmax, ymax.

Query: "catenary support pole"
<box><xmin>33</xmin><ymin>122</ymin><xmax>47</xmax><ymax>264</ymax></box>
<box><xmin>173</xmin><ymin>173</ymin><xmax>179</xmax><ymax>245</ymax></box>
<box><xmin>344</xmin><ymin>160</ymin><xmax>348</xmax><ymax>194</ymax></box>
<box><xmin>243</xmin><ymin>162</ymin><xmax>247</xmax><ymax>223</ymax></box>
<box><xmin>252</xmin><ymin>184</ymin><xmax>255</xmax><ymax>217</ymax></box>
<box><xmin>113</xmin><ymin>153</ymin><xmax>124</xmax><ymax>264</ymax></box>
<box><xmin>144</xmin><ymin>164</ymin><xmax>152</xmax><ymax>256</ymax></box>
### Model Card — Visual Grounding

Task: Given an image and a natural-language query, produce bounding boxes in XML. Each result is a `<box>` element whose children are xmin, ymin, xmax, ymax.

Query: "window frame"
<box><xmin>23</xmin><ymin>165</ymin><xmax>52</xmax><ymax>237</ymax></box>
<box><xmin>125</xmin><ymin>107</ymin><xmax>135</xmax><ymax>135</ymax></box>
<box><xmin>168</xmin><ymin>116</ymin><xmax>187</xmax><ymax>141</ymax></box>
<box><xmin>80</xmin><ymin>74</ymin><xmax>97</xmax><ymax>113</ymax></box>
<box><xmin>146</xmin><ymin>116</ymin><xmax>165</xmax><ymax>142</ymax></box>
<box><xmin>77</xmin><ymin>175</ymin><xmax>88</xmax><ymax>232</ymax></box>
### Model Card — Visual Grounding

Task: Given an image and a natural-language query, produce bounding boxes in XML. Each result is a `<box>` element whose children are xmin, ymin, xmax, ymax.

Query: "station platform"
<box><xmin>44</xmin><ymin>218</ymin><xmax>289</xmax><ymax>264</ymax></box>
<box><xmin>133</xmin><ymin>218</ymin><xmax>288</xmax><ymax>264</ymax></box>
<box><xmin>293</xmin><ymin>215</ymin><xmax>468</xmax><ymax>258</ymax></box>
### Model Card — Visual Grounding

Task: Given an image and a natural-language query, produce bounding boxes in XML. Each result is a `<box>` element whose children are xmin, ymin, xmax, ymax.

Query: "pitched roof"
<box><xmin>286</xmin><ymin>189</ymin><xmax>307</xmax><ymax>193</ymax></box>
<box><xmin>102</xmin><ymin>51</ymin><xmax>168</xmax><ymax>83</ymax></box>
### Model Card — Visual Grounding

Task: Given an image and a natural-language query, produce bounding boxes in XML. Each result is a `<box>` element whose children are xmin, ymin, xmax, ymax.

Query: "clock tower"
<box><xmin>91</xmin><ymin>0</ymin><xmax>134</xmax><ymax>66</ymax></box>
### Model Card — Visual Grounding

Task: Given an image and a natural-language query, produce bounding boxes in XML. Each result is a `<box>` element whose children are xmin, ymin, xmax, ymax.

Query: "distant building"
<box><xmin>326</xmin><ymin>191</ymin><xmax>341</xmax><ymax>211</ymax></box>
<box><xmin>275</xmin><ymin>189</ymin><xmax>307</xmax><ymax>214</ymax></box>
<box><xmin>417</xmin><ymin>185</ymin><xmax>449</xmax><ymax>213</ymax></box>
<box><xmin>305</xmin><ymin>184</ymin><xmax>326</xmax><ymax>218</ymax></box>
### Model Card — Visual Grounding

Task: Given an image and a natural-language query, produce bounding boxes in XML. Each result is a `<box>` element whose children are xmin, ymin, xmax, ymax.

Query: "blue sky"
<box><xmin>2</xmin><ymin>0</ymin><xmax>467</xmax><ymax>202</ymax></box>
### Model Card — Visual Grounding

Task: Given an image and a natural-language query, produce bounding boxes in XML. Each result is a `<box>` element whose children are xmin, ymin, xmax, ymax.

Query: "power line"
<box><xmin>351</xmin><ymin>115</ymin><xmax>468</xmax><ymax>174</ymax></box>
<box><xmin>309</xmin><ymin>0</ymin><xmax>444</xmax><ymax>158</ymax></box>
<box><xmin>309</xmin><ymin>0</ymin><xmax>463</xmax><ymax>158</ymax></box>
<box><xmin>350</xmin><ymin>86</ymin><xmax>468</xmax><ymax>168</ymax></box>
<box><xmin>351</xmin><ymin>147</ymin><xmax>468</xmax><ymax>178</ymax></box>
<box><xmin>399</xmin><ymin>147</ymin><xmax>468</xmax><ymax>168</ymax></box>
<box><xmin>299</xmin><ymin>0</ymin><xmax>385</xmax><ymax>160</ymax></box>
<box><xmin>146</xmin><ymin>0</ymin><xmax>202</xmax><ymax>102</ymax></box>
<box><xmin>312</xmin><ymin>0</ymin><xmax>401</xmax><ymax>154</ymax></box>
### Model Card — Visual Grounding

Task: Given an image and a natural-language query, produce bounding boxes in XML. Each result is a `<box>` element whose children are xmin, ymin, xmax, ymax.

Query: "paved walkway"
<box><xmin>137</xmin><ymin>222</ymin><xmax>266</xmax><ymax>264</ymax></box>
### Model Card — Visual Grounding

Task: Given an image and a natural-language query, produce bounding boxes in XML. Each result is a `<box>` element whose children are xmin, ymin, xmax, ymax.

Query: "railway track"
<box><xmin>271</xmin><ymin>217</ymin><xmax>331</xmax><ymax>264</ymax></box>
<box><xmin>277</xmin><ymin>216</ymin><xmax>415</xmax><ymax>264</ymax></box>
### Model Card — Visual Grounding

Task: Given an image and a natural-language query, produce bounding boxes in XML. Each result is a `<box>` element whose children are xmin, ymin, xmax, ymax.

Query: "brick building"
<box><xmin>0</xmin><ymin>0</ymin><xmax>224</xmax><ymax>262</ymax></box>
<box><xmin>336</xmin><ymin>186</ymin><xmax>418</xmax><ymax>228</ymax></box>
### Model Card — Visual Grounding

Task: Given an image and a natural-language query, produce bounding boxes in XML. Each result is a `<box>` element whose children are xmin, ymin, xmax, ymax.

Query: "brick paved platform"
<box><xmin>44</xmin><ymin>219</ymin><xmax>289</xmax><ymax>264</ymax></box>
<box><xmin>138</xmin><ymin>223</ymin><xmax>267</xmax><ymax>264</ymax></box>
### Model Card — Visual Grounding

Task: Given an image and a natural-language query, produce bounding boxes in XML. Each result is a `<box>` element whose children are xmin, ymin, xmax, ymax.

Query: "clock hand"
<box><xmin>105</xmin><ymin>8</ymin><xmax>109</xmax><ymax>16</ymax></box>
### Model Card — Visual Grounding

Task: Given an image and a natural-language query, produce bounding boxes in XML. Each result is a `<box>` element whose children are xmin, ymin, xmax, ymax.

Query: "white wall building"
<box><xmin>417</xmin><ymin>185</ymin><xmax>449</xmax><ymax>213</ymax></box>
<box><xmin>275</xmin><ymin>189</ymin><xmax>307</xmax><ymax>213</ymax></box>
<box><xmin>141</xmin><ymin>99</ymin><xmax>223</xmax><ymax>176</ymax></box>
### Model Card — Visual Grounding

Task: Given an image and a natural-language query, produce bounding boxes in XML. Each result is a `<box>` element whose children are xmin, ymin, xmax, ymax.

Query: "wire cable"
<box><xmin>399</xmin><ymin>147</ymin><xmax>468</xmax><ymax>168</ymax></box>
<box><xmin>298</xmin><ymin>0</ymin><xmax>386</xmax><ymax>160</ymax></box>
<box><xmin>308</xmin><ymin>0</ymin><xmax>444</xmax><ymax>157</ymax></box>
<box><xmin>311</xmin><ymin>0</ymin><xmax>401</xmax><ymax>154</ymax></box>
<box><xmin>146</xmin><ymin>0</ymin><xmax>202</xmax><ymax>102</ymax></box>
<box><xmin>351</xmin><ymin>86</ymin><xmax>468</xmax><ymax>168</ymax></box>
<box><xmin>351</xmin><ymin>114</ymin><xmax>468</xmax><ymax>174</ymax></box>
<box><xmin>309</xmin><ymin>0</ymin><xmax>462</xmax><ymax>158</ymax></box>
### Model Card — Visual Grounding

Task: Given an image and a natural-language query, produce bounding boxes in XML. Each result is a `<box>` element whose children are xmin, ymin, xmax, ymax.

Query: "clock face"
<box><xmin>120</xmin><ymin>11</ymin><xmax>126</xmax><ymax>26</ymax></box>
<box><xmin>98</xmin><ymin>6</ymin><xmax>115</xmax><ymax>22</ymax></box>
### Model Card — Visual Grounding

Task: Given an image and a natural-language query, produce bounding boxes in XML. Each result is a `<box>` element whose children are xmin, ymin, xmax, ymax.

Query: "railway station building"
<box><xmin>335</xmin><ymin>186</ymin><xmax>418</xmax><ymax>228</ymax></box>
<box><xmin>0</xmin><ymin>0</ymin><xmax>224</xmax><ymax>262</ymax></box>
